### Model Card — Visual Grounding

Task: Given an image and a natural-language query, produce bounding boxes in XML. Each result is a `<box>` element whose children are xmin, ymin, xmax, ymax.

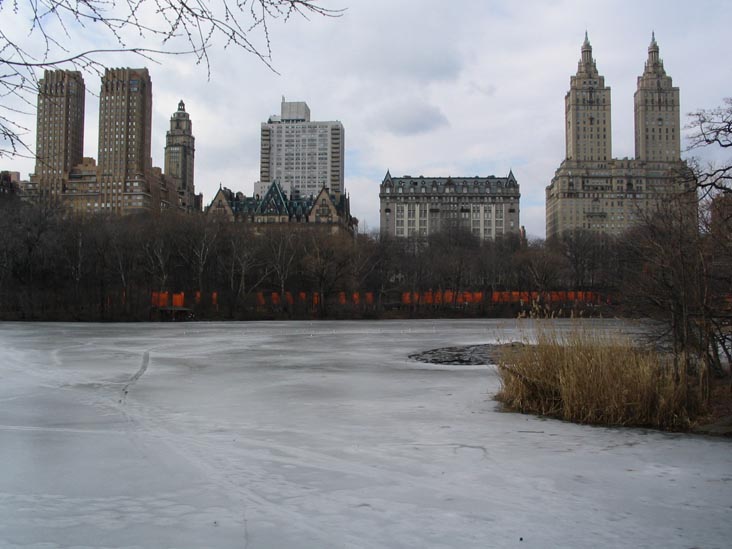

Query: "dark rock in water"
<box><xmin>409</xmin><ymin>343</ymin><xmax>523</xmax><ymax>366</ymax></box>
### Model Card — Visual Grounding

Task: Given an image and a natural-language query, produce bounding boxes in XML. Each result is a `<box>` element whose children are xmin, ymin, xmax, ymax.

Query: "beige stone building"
<box><xmin>379</xmin><ymin>171</ymin><xmax>521</xmax><ymax>240</ymax></box>
<box><xmin>260</xmin><ymin>99</ymin><xmax>345</xmax><ymax>198</ymax></box>
<box><xmin>546</xmin><ymin>34</ymin><xmax>692</xmax><ymax>239</ymax></box>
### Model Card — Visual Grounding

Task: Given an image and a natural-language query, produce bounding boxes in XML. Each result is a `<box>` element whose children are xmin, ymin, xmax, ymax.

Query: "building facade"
<box><xmin>61</xmin><ymin>157</ymin><xmax>103</xmax><ymax>211</ymax></box>
<box><xmin>260</xmin><ymin>99</ymin><xmax>345</xmax><ymax>198</ymax></box>
<box><xmin>97</xmin><ymin>67</ymin><xmax>155</xmax><ymax>213</ymax></box>
<box><xmin>379</xmin><ymin>171</ymin><xmax>521</xmax><ymax>240</ymax></box>
<box><xmin>164</xmin><ymin>100</ymin><xmax>197</xmax><ymax>211</ymax></box>
<box><xmin>30</xmin><ymin>70</ymin><xmax>85</xmax><ymax>199</ymax></box>
<box><xmin>0</xmin><ymin>171</ymin><xmax>21</xmax><ymax>198</ymax></box>
<box><xmin>207</xmin><ymin>181</ymin><xmax>356</xmax><ymax>236</ymax></box>
<box><xmin>23</xmin><ymin>68</ymin><xmax>199</xmax><ymax>215</ymax></box>
<box><xmin>546</xmin><ymin>34</ymin><xmax>692</xmax><ymax>239</ymax></box>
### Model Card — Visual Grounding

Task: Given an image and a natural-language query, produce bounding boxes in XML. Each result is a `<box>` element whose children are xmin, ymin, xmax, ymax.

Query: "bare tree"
<box><xmin>1</xmin><ymin>0</ymin><xmax>342</xmax><ymax>156</ymax></box>
<box><xmin>301</xmin><ymin>230</ymin><xmax>352</xmax><ymax>315</ymax></box>
<box><xmin>264</xmin><ymin>227</ymin><xmax>300</xmax><ymax>312</ymax></box>
<box><xmin>513</xmin><ymin>238</ymin><xmax>565</xmax><ymax>292</ymax></box>
<box><xmin>219</xmin><ymin>223</ymin><xmax>270</xmax><ymax>316</ymax></box>
<box><xmin>475</xmin><ymin>233</ymin><xmax>522</xmax><ymax>293</ymax></box>
<box><xmin>427</xmin><ymin>226</ymin><xmax>480</xmax><ymax>304</ymax></box>
<box><xmin>686</xmin><ymin>98</ymin><xmax>732</xmax><ymax>196</ymax></box>
<box><xmin>142</xmin><ymin>218</ymin><xmax>173</xmax><ymax>293</ymax></box>
<box><xmin>175</xmin><ymin>213</ymin><xmax>219</xmax><ymax>294</ymax></box>
<box><xmin>350</xmin><ymin>232</ymin><xmax>381</xmax><ymax>292</ymax></box>
<box><xmin>0</xmin><ymin>198</ymin><xmax>66</xmax><ymax>316</ymax></box>
<box><xmin>367</xmin><ymin>232</ymin><xmax>404</xmax><ymax>309</ymax></box>
<box><xmin>618</xmin><ymin>192</ymin><xmax>731</xmax><ymax>381</ymax></box>
<box><xmin>104</xmin><ymin>216</ymin><xmax>145</xmax><ymax>316</ymax></box>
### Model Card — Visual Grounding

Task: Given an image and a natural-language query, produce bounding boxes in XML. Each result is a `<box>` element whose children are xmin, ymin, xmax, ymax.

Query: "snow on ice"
<box><xmin>0</xmin><ymin>320</ymin><xmax>730</xmax><ymax>548</ymax></box>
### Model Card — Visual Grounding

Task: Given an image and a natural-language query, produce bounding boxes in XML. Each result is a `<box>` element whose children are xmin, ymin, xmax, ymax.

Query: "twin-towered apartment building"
<box><xmin>27</xmin><ymin>68</ymin><xmax>201</xmax><ymax>214</ymax></box>
<box><xmin>545</xmin><ymin>33</ymin><xmax>692</xmax><ymax>239</ymax></box>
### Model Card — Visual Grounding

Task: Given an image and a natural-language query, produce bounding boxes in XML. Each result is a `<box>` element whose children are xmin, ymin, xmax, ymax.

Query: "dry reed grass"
<box><xmin>496</xmin><ymin>324</ymin><xmax>707</xmax><ymax>430</ymax></box>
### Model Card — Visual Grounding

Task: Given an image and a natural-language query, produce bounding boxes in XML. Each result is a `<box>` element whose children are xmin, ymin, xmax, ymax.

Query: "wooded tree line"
<box><xmin>0</xmin><ymin>194</ymin><xmax>725</xmax><ymax>311</ymax></box>
<box><xmin>0</xmin><ymin>196</ymin><xmax>615</xmax><ymax>321</ymax></box>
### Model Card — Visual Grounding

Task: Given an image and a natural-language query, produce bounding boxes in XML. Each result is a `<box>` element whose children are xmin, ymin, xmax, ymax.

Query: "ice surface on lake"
<box><xmin>0</xmin><ymin>319</ymin><xmax>730</xmax><ymax>548</ymax></box>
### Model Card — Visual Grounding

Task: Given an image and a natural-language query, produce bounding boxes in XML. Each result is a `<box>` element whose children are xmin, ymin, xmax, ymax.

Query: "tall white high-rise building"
<box><xmin>260</xmin><ymin>99</ymin><xmax>344</xmax><ymax>198</ymax></box>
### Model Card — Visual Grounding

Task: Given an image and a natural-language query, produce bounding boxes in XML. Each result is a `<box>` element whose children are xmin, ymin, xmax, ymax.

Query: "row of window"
<box><xmin>384</xmin><ymin>185</ymin><xmax>515</xmax><ymax>195</ymax></box>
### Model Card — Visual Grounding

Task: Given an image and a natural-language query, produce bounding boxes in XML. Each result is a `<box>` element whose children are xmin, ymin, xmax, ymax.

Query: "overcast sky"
<box><xmin>7</xmin><ymin>0</ymin><xmax>731</xmax><ymax>238</ymax></box>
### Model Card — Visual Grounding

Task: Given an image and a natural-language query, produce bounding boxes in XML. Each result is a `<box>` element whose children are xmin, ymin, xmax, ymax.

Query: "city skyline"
<box><xmin>6</xmin><ymin>0</ymin><xmax>730</xmax><ymax>237</ymax></box>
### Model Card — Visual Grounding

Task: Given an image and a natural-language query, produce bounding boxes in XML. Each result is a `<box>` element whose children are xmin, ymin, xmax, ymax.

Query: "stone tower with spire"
<box><xmin>164</xmin><ymin>100</ymin><xmax>197</xmax><ymax>211</ymax></box>
<box><xmin>565</xmin><ymin>32</ymin><xmax>612</xmax><ymax>162</ymax></box>
<box><xmin>634</xmin><ymin>32</ymin><xmax>680</xmax><ymax>162</ymax></box>
<box><xmin>545</xmin><ymin>33</ymin><xmax>692</xmax><ymax>239</ymax></box>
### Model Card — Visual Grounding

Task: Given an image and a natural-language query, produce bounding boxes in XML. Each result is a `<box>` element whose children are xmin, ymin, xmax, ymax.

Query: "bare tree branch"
<box><xmin>0</xmin><ymin>0</ymin><xmax>344</xmax><ymax>158</ymax></box>
<box><xmin>686</xmin><ymin>98</ymin><xmax>732</xmax><ymax>197</ymax></box>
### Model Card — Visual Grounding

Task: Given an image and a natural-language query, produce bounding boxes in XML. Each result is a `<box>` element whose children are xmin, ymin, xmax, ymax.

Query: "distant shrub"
<box><xmin>496</xmin><ymin>325</ymin><xmax>707</xmax><ymax>430</ymax></box>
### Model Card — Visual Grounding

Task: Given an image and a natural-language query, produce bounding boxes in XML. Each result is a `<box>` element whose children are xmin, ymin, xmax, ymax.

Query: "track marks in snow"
<box><xmin>0</xmin><ymin>490</ymin><xmax>238</xmax><ymax>531</ymax></box>
<box><xmin>121</xmin><ymin>351</ymin><xmax>150</xmax><ymax>401</ymax></box>
<box><xmin>0</xmin><ymin>424</ymin><xmax>124</xmax><ymax>435</ymax></box>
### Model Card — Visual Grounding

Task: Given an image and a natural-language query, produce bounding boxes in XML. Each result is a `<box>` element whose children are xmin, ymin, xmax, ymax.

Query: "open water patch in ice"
<box><xmin>409</xmin><ymin>342</ymin><xmax>525</xmax><ymax>366</ymax></box>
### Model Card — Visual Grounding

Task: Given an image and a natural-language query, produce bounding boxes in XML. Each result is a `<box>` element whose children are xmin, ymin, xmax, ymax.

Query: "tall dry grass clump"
<box><xmin>496</xmin><ymin>325</ymin><xmax>707</xmax><ymax>430</ymax></box>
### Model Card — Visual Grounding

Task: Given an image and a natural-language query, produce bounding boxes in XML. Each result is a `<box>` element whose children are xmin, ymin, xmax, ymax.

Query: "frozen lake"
<box><xmin>1</xmin><ymin>319</ymin><xmax>730</xmax><ymax>548</ymax></box>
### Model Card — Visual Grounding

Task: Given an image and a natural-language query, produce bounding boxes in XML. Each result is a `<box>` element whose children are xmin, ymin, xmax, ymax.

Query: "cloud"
<box><xmin>344</xmin><ymin>174</ymin><xmax>381</xmax><ymax>234</ymax></box>
<box><xmin>467</xmin><ymin>82</ymin><xmax>497</xmax><ymax>97</ymax></box>
<box><xmin>379</xmin><ymin>101</ymin><xmax>449</xmax><ymax>136</ymax></box>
